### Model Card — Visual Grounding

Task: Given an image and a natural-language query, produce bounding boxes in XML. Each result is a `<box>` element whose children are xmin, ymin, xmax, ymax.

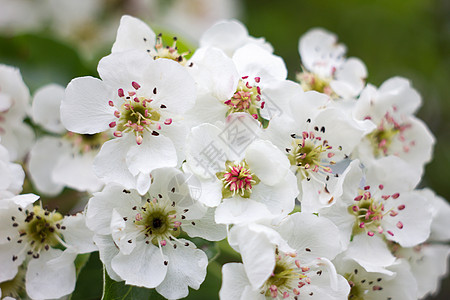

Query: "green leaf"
<box><xmin>74</xmin><ymin>253</ymin><xmax>91</xmax><ymax>277</ymax></box>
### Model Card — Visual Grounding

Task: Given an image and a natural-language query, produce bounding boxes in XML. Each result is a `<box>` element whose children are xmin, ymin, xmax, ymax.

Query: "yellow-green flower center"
<box><xmin>216</xmin><ymin>160</ymin><xmax>260</xmax><ymax>198</ymax></box>
<box><xmin>224</xmin><ymin>77</ymin><xmax>263</xmax><ymax>120</ymax></box>
<box><xmin>287</xmin><ymin>132</ymin><xmax>334</xmax><ymax>180</ymax></box>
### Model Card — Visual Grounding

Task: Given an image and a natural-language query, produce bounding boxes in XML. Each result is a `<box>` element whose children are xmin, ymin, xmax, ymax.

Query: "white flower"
<box><xmin>186</xmin><ymin>42</ymin><xmax>296</xmax><ymax>126</ymax></box>
<box><xmin>86</xmin><ymin>167</ymin><xmax>225</xmax><ymax>299</ymax></box>
<box><xmin>61</xmin><ymin>50</ymin><xmax>196</xmax><ymax>194</ymax></box>
<box><xmin>0</xmin><ymin>194</ymin><xmax>96</xmax><ymax>299</ymax></box>
<box><xmin>335</xmin><ymin>256</ymin><xmax>418</xmax><ymax>300</ymax></box>
<box><xmin>0</xmin><ymin>64</ymin><xmax>34</xmax><ymax>161</ymax></box>
<box><xmin>185</xmin><ymin>113</ymin><xmax>298</xmax><ymax>224</ymax></box>
<box><xmin>28</xmin><ymin>84</ymin><xmax>104</xmax><ymax>196</ymax></box>
<box><xmin>297</xmin><ymin>28</ymin><xmax>367</xmax><ymax>99</ymax></box>
<box><xmin>320</xmin><ymin>157</ymin><xmax>432</xmax><ymax>272</ymax></box>
<box><xmin>353</xmin><ymin>77</ymin><xmax>435</xmax><ymax>177</ymax></box>
<box><xmin>264</xmin><ymin>91</ymin><xmax>374</xmax><ymax>212</ymax></box>
<box><xmin>200</xmin><ymin>19</ymin><xmax>273</xmax><ymax>57</ymax></box>
<box><xmin>220</xmin><ymin>213</ymin><xmax>349</xmax><ymax>299</ymax></box>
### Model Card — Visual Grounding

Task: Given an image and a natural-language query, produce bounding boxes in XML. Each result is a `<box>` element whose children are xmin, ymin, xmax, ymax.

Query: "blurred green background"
<box><xmin>0</xmin><ymin>0</ymin><xmax>448</xmax><ymax>299</ymax></box>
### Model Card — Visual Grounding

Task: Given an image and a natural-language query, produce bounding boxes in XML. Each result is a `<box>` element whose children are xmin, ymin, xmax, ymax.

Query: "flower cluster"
<box><xmin>0</xmin><ymin>15</ymin><xmax>449</xmax><ymax>300</ymax></box>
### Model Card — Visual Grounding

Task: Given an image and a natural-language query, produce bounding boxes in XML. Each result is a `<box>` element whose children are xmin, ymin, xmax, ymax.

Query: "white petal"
<box><xmin>31</xmin><ymin>83</ymin><xmax>66</xmax><ymax>134</ymax></box>
<box><xmin>314</xmin><ymin>107</ymin><xmax>370</xmax><ymax>154</ymax></box>
<box><xmin>200</xmin><ymin>20</ymin><xmax>250</xmax><ymax>57</ymax></box>
<box><xmin>0</xmin><ymin>242</ymin><xmax>25</xmax><ymax>282</ymax></box>
<box><xmin>233</xmin><ymin>43</ymin><xmax>287</xmax><ymax>81</ymax></box>
<box><xmin>186</xmin><ymin>123</ymin><xmax>227</xmax><ymax>178</ymax></box>
<box><xmin>228</xmin><ymin>223</ymin><xmax>292</xmax><ymax>289</ymax></box>
<box><xmin>331</xmin><ymin>57</ymin><xmax>367</xmax><ymax>98</ymax></box>
<box><xmin>278</xmin><ymin>213</ymin><xmax>342</xmax><ymax>261</ymax></box>
<box><xmin>126</xmin><ymin>132</ymin><xmax>177</xmax><ymax>176</ymax></box>
<box><xmin>344</xmin><ymin>234</ymin><xmax>396</xmax><ymax>275</ymax></box>
<box><xmin>260</xmin><ymin>79</ymin><xmax>303</xmax><ymax>121</ymax></box>
<box><xmin>422</xmin><ymin>188</ymin><xmax>450</xmax><ymax>242</ymax></box>
<box><xmin>92</xmin><ymin>234</ymin><xmax>122</xmax><ymax>281</ymax></box>
<box><xmin>61</xmin><ymin>213</ymin><xmax>97</xmax><ymax>254</ymax></box>
<box><xmin>156</xmin><ymin>241</ymin><xmax>208</xmax><ymax>299</ymax></box>
<box><xmin>111</xmin><ymin>209</ymin><xmax>136</xmax><ymax>255</ymax></box>
<box><xmin>26</xmin><ymin>248</ymin><xmax>76</xmax><ymax>299</ymax></box>
<box><xmin>53</xmin><ymin>150</ymin><xmax>104</xmax><ymax>193</ymax></box>
<box><xmin>250</xmin><ymin>172</ymin><xmax>298</xmax><ymax>217</ymax></box>
<box><xmin>219</xmin><ymin>263</ymin><xmax>262</xmax><ymax>300</ymax></box>
<box><xmin>141</xmin><ymin>58</ymin><xmax>196</xmax><ymax>114</ymax></box>
<box><xmin>383</xmin><ymin>191</ymin><xmax>432</xmax><ymax>247</ymax></box>
<box><xmin>61</xmin><ymin>76</ymin><xmax>116</xmax><ymax>134</ymax></box>
<box><xmin>27</xmin><ymin>136</ymin><xmax>66</xmax><ymax>196</ymax></box>
<box><xmin>111</xmin><ymin>15</ymin><xmax>156</xmax><ymax>53</ymax></box>
<box><xmin>86</xmin><ymin>184</ymin><xmax>141</xmax><ymax>235</ymax></box>
<box><xmin>245</xmin><ymin>139</ymin><xmax>289</xmax><ymax>186</ymax></box>
<box><xmin>183</xmin><ymin>207</ymin><xmax>227</xmax><ymax>241</ymax></box>
<box><xmin>299</xmin><ymin>28</ymin><xmax>346</xmax><ymax>78</ymax></box>
<box><xmin>93</xmin><ymin>137</ymin><xmax>138</xmax><ymax>189</ymax></box>
<box><xmin>409</xmin><ymin>244</ymin><xmax>450</xmax><ymax>298</ymax></box>
<box><xmin>189</xmin><ymin>47</ymin><xmax>238</xmax><ymax>100</ymax></box>
<box><xmin>378</xmin><ymin>76</ymin><xmax>421</xmax><ymax>115</ymax></box>
<box><xmin>365</xmin><ymin>156</ymin><xmax>421</xmax><ymax>194</ymax></box>
<box><xmin>215</xmin><ymin>198</ymin><xmax>273</xmax><ymax>224</ymax></box>
<box><xmin>111</xmin><ymin>241</ymin><xmax>167</xmax><ymax>288</ymax></box>
<box><xmin>10</xmin><ymin>193</ymin><xmax>40</xmax><ymax>208</ymax></box>
<box><xmin>97</xmin><ymin>50</ymin><xmax>152</xmax><ymax>89</ymax></box>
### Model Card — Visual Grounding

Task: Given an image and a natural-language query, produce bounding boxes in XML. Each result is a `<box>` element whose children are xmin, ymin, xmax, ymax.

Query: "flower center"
<box><xmin>224</xmin><ymin>76</ymin><xmax>263</xmax><ymax>120</ymax></box>
<box><xmin>287</xmin><ymin>129</ymin><xmax>336</xmax><ymax>180</ymax></box>
<box><xmin>349</xmin><ymin>185</ymin><xmax>404</xmax><ymax>237</ymax></box>
<box><xmin>108</xmin><ymin>82</ymin><xmax>172</xmax><ymax>145</ymax></box>
<box><xmin>64</xmin><ymin>132</ymin><xmax>109</xmax><ymax>153</ymax></box>
<box><xmin>261</xmin><ymin>250</ymin><xmax>312</xmax><ymax>299</ymax></box>
<box><xmin>296</xmin><ymin>71</ymin><xmax>335</xmax><ymax>97</ymax></box>
<box><xmin>133</xmin><ymin>197</ymin><xmax>184</xmax><ymax>246</ymax></box>
<box><xmin>216</xmin><ymin>160</ymin><xmax>260</xmax><ymax>198</ymax></box>
<box><xmin>9</xmin><ymin>206</ymin><xmax>65</xmax><ymax>259</ymax></box>
<box><xmin>153</xmin><ymin>34</ymin><xmax>190</xmax><ymax>66</ymax></box>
